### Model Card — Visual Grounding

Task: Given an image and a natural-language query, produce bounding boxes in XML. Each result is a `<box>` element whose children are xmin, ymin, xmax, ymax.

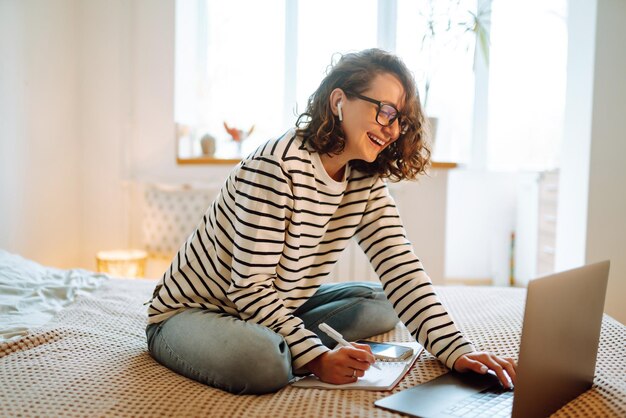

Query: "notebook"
<box><xmin>292</xmin><ymin>341</ymin><xmax>423</xmax><ymax>391</ymax></box>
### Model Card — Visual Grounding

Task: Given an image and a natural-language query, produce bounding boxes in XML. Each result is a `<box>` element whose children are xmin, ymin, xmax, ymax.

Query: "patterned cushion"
<box><xmin>142</xmin><ymin>183</ymin><xmax>221</xmax><ymax>258</ymax></box>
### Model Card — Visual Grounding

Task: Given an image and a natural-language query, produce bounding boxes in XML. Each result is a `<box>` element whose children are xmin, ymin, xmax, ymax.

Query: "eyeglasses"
<box><xmin>345</xmin><ymin>91</ymin><xmax>403</xmax><ymax>128</ymax></box>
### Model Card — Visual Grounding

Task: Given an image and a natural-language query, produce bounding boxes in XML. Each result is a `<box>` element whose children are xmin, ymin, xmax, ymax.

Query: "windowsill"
<box><xmin>177</xmin><ymin>156</ymin><xmax>458</xmax><ymax>169</ymax></box>
<box><xmin>177</xmin><ymin>156</ymin><xmax>242</xmax><ymax>165</ymax></box>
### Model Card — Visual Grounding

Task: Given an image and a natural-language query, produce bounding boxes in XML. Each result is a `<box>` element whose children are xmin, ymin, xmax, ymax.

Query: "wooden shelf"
<box><xmin>430</xmin><ymin>162</ymin><xmax>458</xmax><ymax>169</ymax></box>
<box><xmin>178</xmin><ymin>156</ymin><xmax>458</xmax><ymax>169</ymax></box>
<box><xmin>177</xmin><ymin>156</ymin><xmax>241</xmax><ymax>165</ymax></box>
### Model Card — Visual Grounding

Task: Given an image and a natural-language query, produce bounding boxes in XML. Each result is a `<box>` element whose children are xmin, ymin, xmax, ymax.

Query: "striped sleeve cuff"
<box><xmin>286</xmin><ymin>329</ymin><xmax>330</xmax><ymax>370</ymax></box>
<box><xmin>443</xmin><ymin>340</ymin><xmax>476</xmax><ymax>370</ymax></box>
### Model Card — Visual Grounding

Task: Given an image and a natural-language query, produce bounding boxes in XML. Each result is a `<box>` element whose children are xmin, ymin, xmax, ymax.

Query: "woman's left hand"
<box><xmin>453</xmin><ymin>352</ymin><xmax>517</xmax><ymax>389</ymax></box>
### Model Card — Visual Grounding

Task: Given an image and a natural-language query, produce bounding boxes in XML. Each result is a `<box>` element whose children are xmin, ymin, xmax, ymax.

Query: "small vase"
<box><xmin>236</xmin><ymin>141</ymin><xmax>243</xmax><ymax>157</ymax></box>
<box><xmin>427</xmin><ymin>116</ymin><xmax>439</xmax><ymax>149</ymax></box>
<box><xmin>200</xmin><ymin>134</ymin><xmax>216</xmax><ymax>156</ymax></box>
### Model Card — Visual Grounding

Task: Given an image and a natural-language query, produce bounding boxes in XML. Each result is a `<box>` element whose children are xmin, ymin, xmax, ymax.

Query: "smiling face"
<box><xmin>321</xmin><ymin>72</ymin><xmax>405</xmax><ymax>180</ymax></box>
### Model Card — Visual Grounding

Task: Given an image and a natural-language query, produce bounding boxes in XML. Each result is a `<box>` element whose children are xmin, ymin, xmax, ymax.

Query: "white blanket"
<box><xmin>0</xmin><ymin>249</ymin><xmax>107</xmax><ymax>342</ymax></box>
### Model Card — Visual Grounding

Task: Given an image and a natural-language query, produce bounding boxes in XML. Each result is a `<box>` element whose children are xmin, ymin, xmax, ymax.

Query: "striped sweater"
<box><xmin>148</xmin><ymin>129</ymin><xmax>475</xmax><ymax>370</ymax></box>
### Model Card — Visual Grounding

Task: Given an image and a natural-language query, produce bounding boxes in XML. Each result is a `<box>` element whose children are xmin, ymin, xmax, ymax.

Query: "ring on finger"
<box><xmin>352</xmin><ymin>369</ymin><xmax>357</xmax><ymax>378</ymax></box>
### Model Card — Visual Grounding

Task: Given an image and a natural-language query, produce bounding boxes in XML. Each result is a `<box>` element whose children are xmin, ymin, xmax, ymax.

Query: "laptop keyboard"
<box><xmin>442</xmin><ymin>387</ymin><xmax>514</xmax><ymax>417</ymax></box>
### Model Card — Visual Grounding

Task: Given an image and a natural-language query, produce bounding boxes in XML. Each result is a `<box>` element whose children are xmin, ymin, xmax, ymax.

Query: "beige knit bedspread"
<box><xmin>1</xmin><ymin>278</ymin><xmax>624</xmax><ymax>417</ymax></box>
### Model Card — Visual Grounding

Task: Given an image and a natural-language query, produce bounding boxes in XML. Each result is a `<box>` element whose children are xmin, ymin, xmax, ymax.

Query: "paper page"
<box><xmin>292</xmin><ymin>342</ymin><xmax>423</xmax><ymax>391</ymax></box>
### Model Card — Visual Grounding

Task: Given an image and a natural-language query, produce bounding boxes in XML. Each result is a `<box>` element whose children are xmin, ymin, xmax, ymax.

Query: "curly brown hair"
<box><xmin>296</xmin><ymin>48</ymin><xmax>431</xmax><ymax>181</ymax></box>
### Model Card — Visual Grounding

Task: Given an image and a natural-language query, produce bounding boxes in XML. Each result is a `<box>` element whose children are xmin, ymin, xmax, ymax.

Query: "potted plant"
<box><xmin>416</xmin><ymin>0</ymin><xmax>491</xmax><ymax>143</ymax></box>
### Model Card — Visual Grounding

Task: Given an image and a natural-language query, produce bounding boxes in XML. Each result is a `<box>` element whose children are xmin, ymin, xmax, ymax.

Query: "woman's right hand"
<box><xmin>306</xmin><ymin>343</ymin><xmax>376</xmax><ymax>384</ymax></box>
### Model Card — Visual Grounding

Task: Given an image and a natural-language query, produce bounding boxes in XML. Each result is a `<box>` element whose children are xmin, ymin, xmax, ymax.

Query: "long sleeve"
<box><xmin>225</xmin><ymin>156</ymin><xmax>328</xmax><ymax>370</ymax></box>
<box><xmin>149</xmin><ymin>131</ymin><xmax>468</xmax><ymax>371</ymax></box>
<box><xmin>354</xmin><ymin>177</ymin><xmax>475</xmax><ymax>369</ymax></box>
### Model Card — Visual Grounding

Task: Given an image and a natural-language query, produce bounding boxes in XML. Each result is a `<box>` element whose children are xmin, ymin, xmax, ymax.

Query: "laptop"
<box><xmin>375</xmin><ymin>261</ymin><xmax>610</xmax><ymax>418</ymax></box>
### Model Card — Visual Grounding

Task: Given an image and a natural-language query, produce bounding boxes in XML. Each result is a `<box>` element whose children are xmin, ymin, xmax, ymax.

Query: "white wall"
<box><xmin>77</xmin><ymin>0</ymin><xmax>133</xmax><ymax>268</ymax></box>
<box><xmin>392</xmin><ymin>170</ymin><xmax>450</xmax><ymax>284</ymax></box>
<box><xmin>555</xmin><ymin>0</ymin><xmax>596</xmax><ymax>273</ymax></box>
<box><xmin>584</xmin><ymin>0</ymin><xmax>626</xmax><ymax>324</ymax></box>
<box><xmin>444</xmin><ymin>170</ymin><xmax>518</xmax><ymax>286</ymax></box>
<box><xmin>0</xmin><ymin>0</ymin><xmax>233</xmax><ymax>270</ymax></box>
<box><xmin>0</xmin><ymin>0</ymin><xmax>82</xmax><ymax>268</ymax></box>
<box><xmin>557</xmin><ymin>0</ymin><xmax>626</xmax><ymax>324</ymax></box>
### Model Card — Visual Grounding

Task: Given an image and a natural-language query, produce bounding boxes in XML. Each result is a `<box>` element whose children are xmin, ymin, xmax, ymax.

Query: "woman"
<box><xmin>146</xmin><ymin>48</ymin><xmax>516</xmax><ymax>394</ymax></box>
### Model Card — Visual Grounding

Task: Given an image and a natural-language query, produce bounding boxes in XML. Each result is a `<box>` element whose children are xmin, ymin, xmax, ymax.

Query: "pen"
<box><xmin>318</xmin><ymin>322</ymin><xmax>381</xmax><ymax>370</ymax></box>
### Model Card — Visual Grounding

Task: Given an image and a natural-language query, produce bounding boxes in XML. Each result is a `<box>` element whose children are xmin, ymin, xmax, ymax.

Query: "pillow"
<box><xmin>142</xmin><ymin>183</ymin><xmax>221</xmax><ymax>258</ymax></box>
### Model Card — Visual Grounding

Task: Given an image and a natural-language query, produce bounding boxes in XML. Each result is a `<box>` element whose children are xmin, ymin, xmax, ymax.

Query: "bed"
<box><xmin>1</xmin><ymin>250</ymin><xmax>624</xmax><ymax>417</ymax></box>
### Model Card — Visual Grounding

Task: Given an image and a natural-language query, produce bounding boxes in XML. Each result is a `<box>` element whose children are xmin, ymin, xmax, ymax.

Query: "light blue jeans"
<box><xmin>146</xmin><ymin>282</ymin><xmax>399</xmax><ymax>394</ymax></box>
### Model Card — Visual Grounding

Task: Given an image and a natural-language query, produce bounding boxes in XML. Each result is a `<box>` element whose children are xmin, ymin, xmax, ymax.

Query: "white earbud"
<box><xmin>337</xmin><ymin>101</ymin><xmax>343</xmax><ymax>121</ymax></box>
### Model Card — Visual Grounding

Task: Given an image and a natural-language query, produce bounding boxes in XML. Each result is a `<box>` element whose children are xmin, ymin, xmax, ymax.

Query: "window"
<box><xmin>175</xmin><ymin>0</ymin><xmax>479</xmax><ymax>162</ymax></box>
<box><xmin>486</xmin><ymin>0</ymin><xmax>567</xmax><ymax>171</ymax></box>
<box><xmin>175</xmin><ymin>0</ymin><xmax>285</xmax><ymax>158</ymax></box>
<box><xmin>395</xmin><ymin>0</ymin><xmax>478</xmax><ymax>164</ymax></box>
<box><xmin>175</xmin><ymin>0</ymin><xmax>567</xmax><ymax>171</ymax></box>
<box><xmin>294</xmin><ymin>0</ymin><xmax>378</xmax><ymax>111</ymax></box>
